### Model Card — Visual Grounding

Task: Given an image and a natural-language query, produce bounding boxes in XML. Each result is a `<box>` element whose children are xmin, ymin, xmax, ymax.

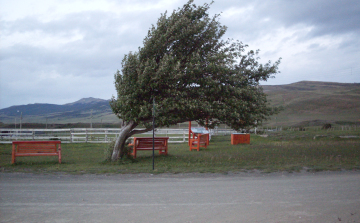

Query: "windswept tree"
<box><xmin>110</xmin><ymin>0</ymin><xmax>281</xmax><ymax>161</ymax></box>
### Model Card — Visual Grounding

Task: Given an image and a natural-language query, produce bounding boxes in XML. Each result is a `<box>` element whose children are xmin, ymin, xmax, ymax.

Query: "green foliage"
<box><xmin>110</xmin><ymin>0</ymin><xmax>281</xmax><ymax>131</ymax></box>
<box><xmin>323</xmin><ymin>123</ymin><xmax>332</xmax><ymax>129</ymax></box>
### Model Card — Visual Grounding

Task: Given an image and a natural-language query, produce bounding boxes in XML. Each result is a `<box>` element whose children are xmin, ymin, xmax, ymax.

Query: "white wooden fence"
<box><xmin>0</xmin><ymin>128</ymin><xmax>190</xmax><ymax>144</ymax></box>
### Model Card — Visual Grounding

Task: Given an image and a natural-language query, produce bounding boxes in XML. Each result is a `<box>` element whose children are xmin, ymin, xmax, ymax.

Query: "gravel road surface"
<box><xmin>1</xmin><ymin>171</ymin><xmax>360</xmax><ymax>223</ymax></box>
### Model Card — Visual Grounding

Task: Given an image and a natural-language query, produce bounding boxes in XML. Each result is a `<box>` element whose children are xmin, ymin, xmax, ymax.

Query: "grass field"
<box><xmin>1</xmin><ymin>130</ymin><xmax>359</xmax><ymax>174</ymax></box>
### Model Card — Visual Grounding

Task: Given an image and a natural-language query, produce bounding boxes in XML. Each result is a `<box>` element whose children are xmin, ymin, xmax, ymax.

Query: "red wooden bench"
<box><xmin>189</xmin><ymin>133</ymin><xmax>209</xmax><ymax>151</ymax></box>
<box><xmin>12</xmin><ymin>141</ymin><xmax>62</xmax><ymax>164</ymax></box>
<box><xmin>129</xmin><ymin>137</ymin><xmax>169</xmax><ymax>158</ymax></box>
<box><xmin>231</xmin><ymin>133</ymin><xmax>250</xmax><ymax>145</ymax></box>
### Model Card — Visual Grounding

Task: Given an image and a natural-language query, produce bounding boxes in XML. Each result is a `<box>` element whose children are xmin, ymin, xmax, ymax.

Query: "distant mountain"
<box><xmin>0</xmin><ymin>97</ymin><xmax>118</xmax><ymax>124</ymax></box>
<box><xmin>65</xmin><ymin>97</ymin><xmax>108</xmax><ymax>106</ymax></box>
<box><xmin>1</xmin><ymin>82</ymin><xmax>359</xmax><ymax>126</ymax></box>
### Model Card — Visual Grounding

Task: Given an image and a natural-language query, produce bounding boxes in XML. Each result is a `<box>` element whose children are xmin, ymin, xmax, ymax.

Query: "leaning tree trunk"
<box><xmin>111</xmin><ymin>120</ymin><xmax>154</xmax><ymax>161</ymax></box>
<box><xmin>111</xmin><ymin>121</ymin><xmax>137</xmax><ymax>161</ymax></box>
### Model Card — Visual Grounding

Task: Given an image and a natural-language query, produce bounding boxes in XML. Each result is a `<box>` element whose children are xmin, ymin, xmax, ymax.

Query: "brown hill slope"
<box><xmin>262</xmin><ymin>81</ymin><xmax>360</xmax><ymax>126</ymax></box>
<box><xmin>1</xmin><ymin>82</ymin><xmax>359</xmax><ymax>127</ymax></box>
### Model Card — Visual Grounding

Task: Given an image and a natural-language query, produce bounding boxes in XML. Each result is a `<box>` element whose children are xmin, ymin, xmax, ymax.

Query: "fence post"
<box><xmin>105</xmin><ymin>130</ymin><xmax>108</xmax><ymax>143</ymax></box>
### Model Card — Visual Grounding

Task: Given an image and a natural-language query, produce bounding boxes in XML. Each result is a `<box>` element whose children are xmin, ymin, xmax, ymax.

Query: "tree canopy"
<box><xmin>109</xmin><ymin>0</ymin><xmax>281</xmax><ymax>160</ymax></box>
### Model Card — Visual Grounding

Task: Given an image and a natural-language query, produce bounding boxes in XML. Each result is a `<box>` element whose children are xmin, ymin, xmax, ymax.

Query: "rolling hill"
<box><xmin>0</xmin><ymin>81</ymin><xmax>359</xmax><ymax>127</ymax></box>
<box><xmin>262</xmin><ymin>81</ymin><xmax>360</xmax><ymax>126</ymax></box>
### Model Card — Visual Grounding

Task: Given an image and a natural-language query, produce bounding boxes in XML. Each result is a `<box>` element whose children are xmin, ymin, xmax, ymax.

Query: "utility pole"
<box><xmin>17</xmin><ymin>110</ymin><xmax>22</xmax><ymax>131</ymax></box>
<box><xmin>90</xmin><ymin>109</ymin><xmax>93</xmax><ymax>128</ymax></box>
<box><xmin>20</xmin><ymin>112</ymin><xmax>22</xmax><ymax>130</ymax></box>
<box><xmin>152</xmin><ymin>98</ymin><xmax>156</xmax><ymax>171</ymax></box>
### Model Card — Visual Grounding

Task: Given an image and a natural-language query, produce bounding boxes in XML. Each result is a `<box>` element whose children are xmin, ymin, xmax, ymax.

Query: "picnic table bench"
<box><xmin>231</xmin><ymin>133</ymin><xmax>250</xmax><ymax>145</ymax></box>
<box><xmin>12</xmin><ymin>141</ymin><xmax>61</xmax><ymax>164</ymax></box>
<box><xmin>189</xmin><ymin>133</ymin><xmax>209</xmax><ymax>151</ymax></box>
<box><xmin>129</xmin><ymin>137</ymin><xmax>169</xmax><ymax>158</ymax></box>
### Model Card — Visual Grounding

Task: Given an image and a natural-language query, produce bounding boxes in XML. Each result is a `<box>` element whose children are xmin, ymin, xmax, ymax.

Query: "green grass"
<box><xmin>1</xmin><ymin>129</ymin><xmax>359</xmax><ymax>174</ymax></box>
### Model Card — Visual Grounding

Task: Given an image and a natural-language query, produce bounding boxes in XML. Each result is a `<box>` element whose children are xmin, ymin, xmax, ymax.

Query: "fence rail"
<box><xmin>0</xmin><ymin>128</ymin><xmax>191</xmax><ymax>144</ymax></box>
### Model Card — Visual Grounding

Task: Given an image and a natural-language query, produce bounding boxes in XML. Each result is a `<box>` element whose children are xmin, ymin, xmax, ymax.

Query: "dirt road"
<box><xmin>1</xmin><ymin>171</ymin><xmax>359</xmax><ymax>223</ymax></box>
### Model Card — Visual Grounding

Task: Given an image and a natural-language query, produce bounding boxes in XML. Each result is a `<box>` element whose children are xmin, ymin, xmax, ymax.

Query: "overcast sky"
<box><xmin>1</xmin><ymin>0</ymin><xmax>359</xmax><ymax>109</ymax></box>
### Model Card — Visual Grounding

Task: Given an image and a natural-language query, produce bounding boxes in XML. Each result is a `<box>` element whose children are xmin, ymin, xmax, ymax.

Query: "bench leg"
<box><xmin>158</xmin><ymin>148</ymin><xmax>168</xmax><ymax>155</ymax></box>
<box><xmin>189</xmin><ymin>140</ymin><xmax>200</xmax><ymax>151</ymax></box>
<box><xmin>128</xmin><ymin>143</ymin><xmax>136</xmax><ymax>158</ymax></box>
<box><xmin>132</xmin><ymin>148</ymin><xmax>137</xmax><ymax>158</ymax></box>
<box><xmin>11</xmin><ymin>144</ymin><xmax>16</xmax><ymax>164</ymax></box>
<box><xmin>58</xmin><ymin>144</ymin><xmax>62</xmax><ymax>164</ymax></box>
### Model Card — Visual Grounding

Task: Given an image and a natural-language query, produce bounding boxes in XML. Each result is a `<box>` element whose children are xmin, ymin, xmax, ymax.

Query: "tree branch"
<box><xmin>127</xmin><ymin>127</ymin><xmax>153</xmax><ymax>137</ymax></box>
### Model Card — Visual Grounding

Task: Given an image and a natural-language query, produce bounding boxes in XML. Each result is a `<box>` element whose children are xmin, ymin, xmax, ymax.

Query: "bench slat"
<box><xmin>15</xmin><ymin>153</ymin><xmax>60</xmax><ymax>157</ymax></box>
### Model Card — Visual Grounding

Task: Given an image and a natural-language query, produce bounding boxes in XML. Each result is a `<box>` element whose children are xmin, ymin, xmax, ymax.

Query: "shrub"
<box><xmin>322</xmin><ymin>123</ymin><xmax>332</xmax><ymax>129</ymax></box>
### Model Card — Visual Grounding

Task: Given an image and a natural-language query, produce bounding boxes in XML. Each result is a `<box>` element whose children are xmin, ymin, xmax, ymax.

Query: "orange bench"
<box><xmin>189</xmin><ymin>133</ymin><xmax>209</xmax><ymax>151</ymax></box>
<box><xmin>12</xmin><ymin>141</ymin><xmax>61</xmax><ymax>164</ymax></box>
<box><xmin>129</xmin><ymin>137</ymin><xmax>169</xmax><ymax>158</ymax></box>
<box><xmin>231</xmin><ymin>133</ymin><xmax>250</xmax><ymax>145</ymax></box>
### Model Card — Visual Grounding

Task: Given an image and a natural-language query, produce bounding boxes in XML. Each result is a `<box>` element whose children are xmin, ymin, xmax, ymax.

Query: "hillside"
<box><xmin>0</xmin><ymin>97</ymin><xmax>119</xmax><ymax>125</ymax></box>
<box><xmin>1</xmin><ymin>81</ymin><xmax>359</xmax><ymax>127</ymax></box>
<box><xmin>262</xmin><ymin>81</ymin><xmax>360</xmax><ymax>126</ymax></box>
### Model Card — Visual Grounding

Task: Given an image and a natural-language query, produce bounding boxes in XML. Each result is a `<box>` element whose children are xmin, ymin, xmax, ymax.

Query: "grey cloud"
<box><xmin>208</xmin><ymin>0</ymin><xmax>360</xmax><ymax>41</ymax></box>
<box><xmin>1</xmin><ymin>10</ymin><xmax>154</xmax><ymax>75</ymax></box>
<box><xmin>253</xmin><ymin>0</ymin><xmax>360</xmax><ymax>36</ymax></box>
<box><xmin>1</xmin><ymin>0</ymin><xmax>359</xmax><ymax>109</ymax></box>
<box><xmin>266</xmin><ymin>0</ymin><xmax>359</xmax><ymax>38</ymax></box>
